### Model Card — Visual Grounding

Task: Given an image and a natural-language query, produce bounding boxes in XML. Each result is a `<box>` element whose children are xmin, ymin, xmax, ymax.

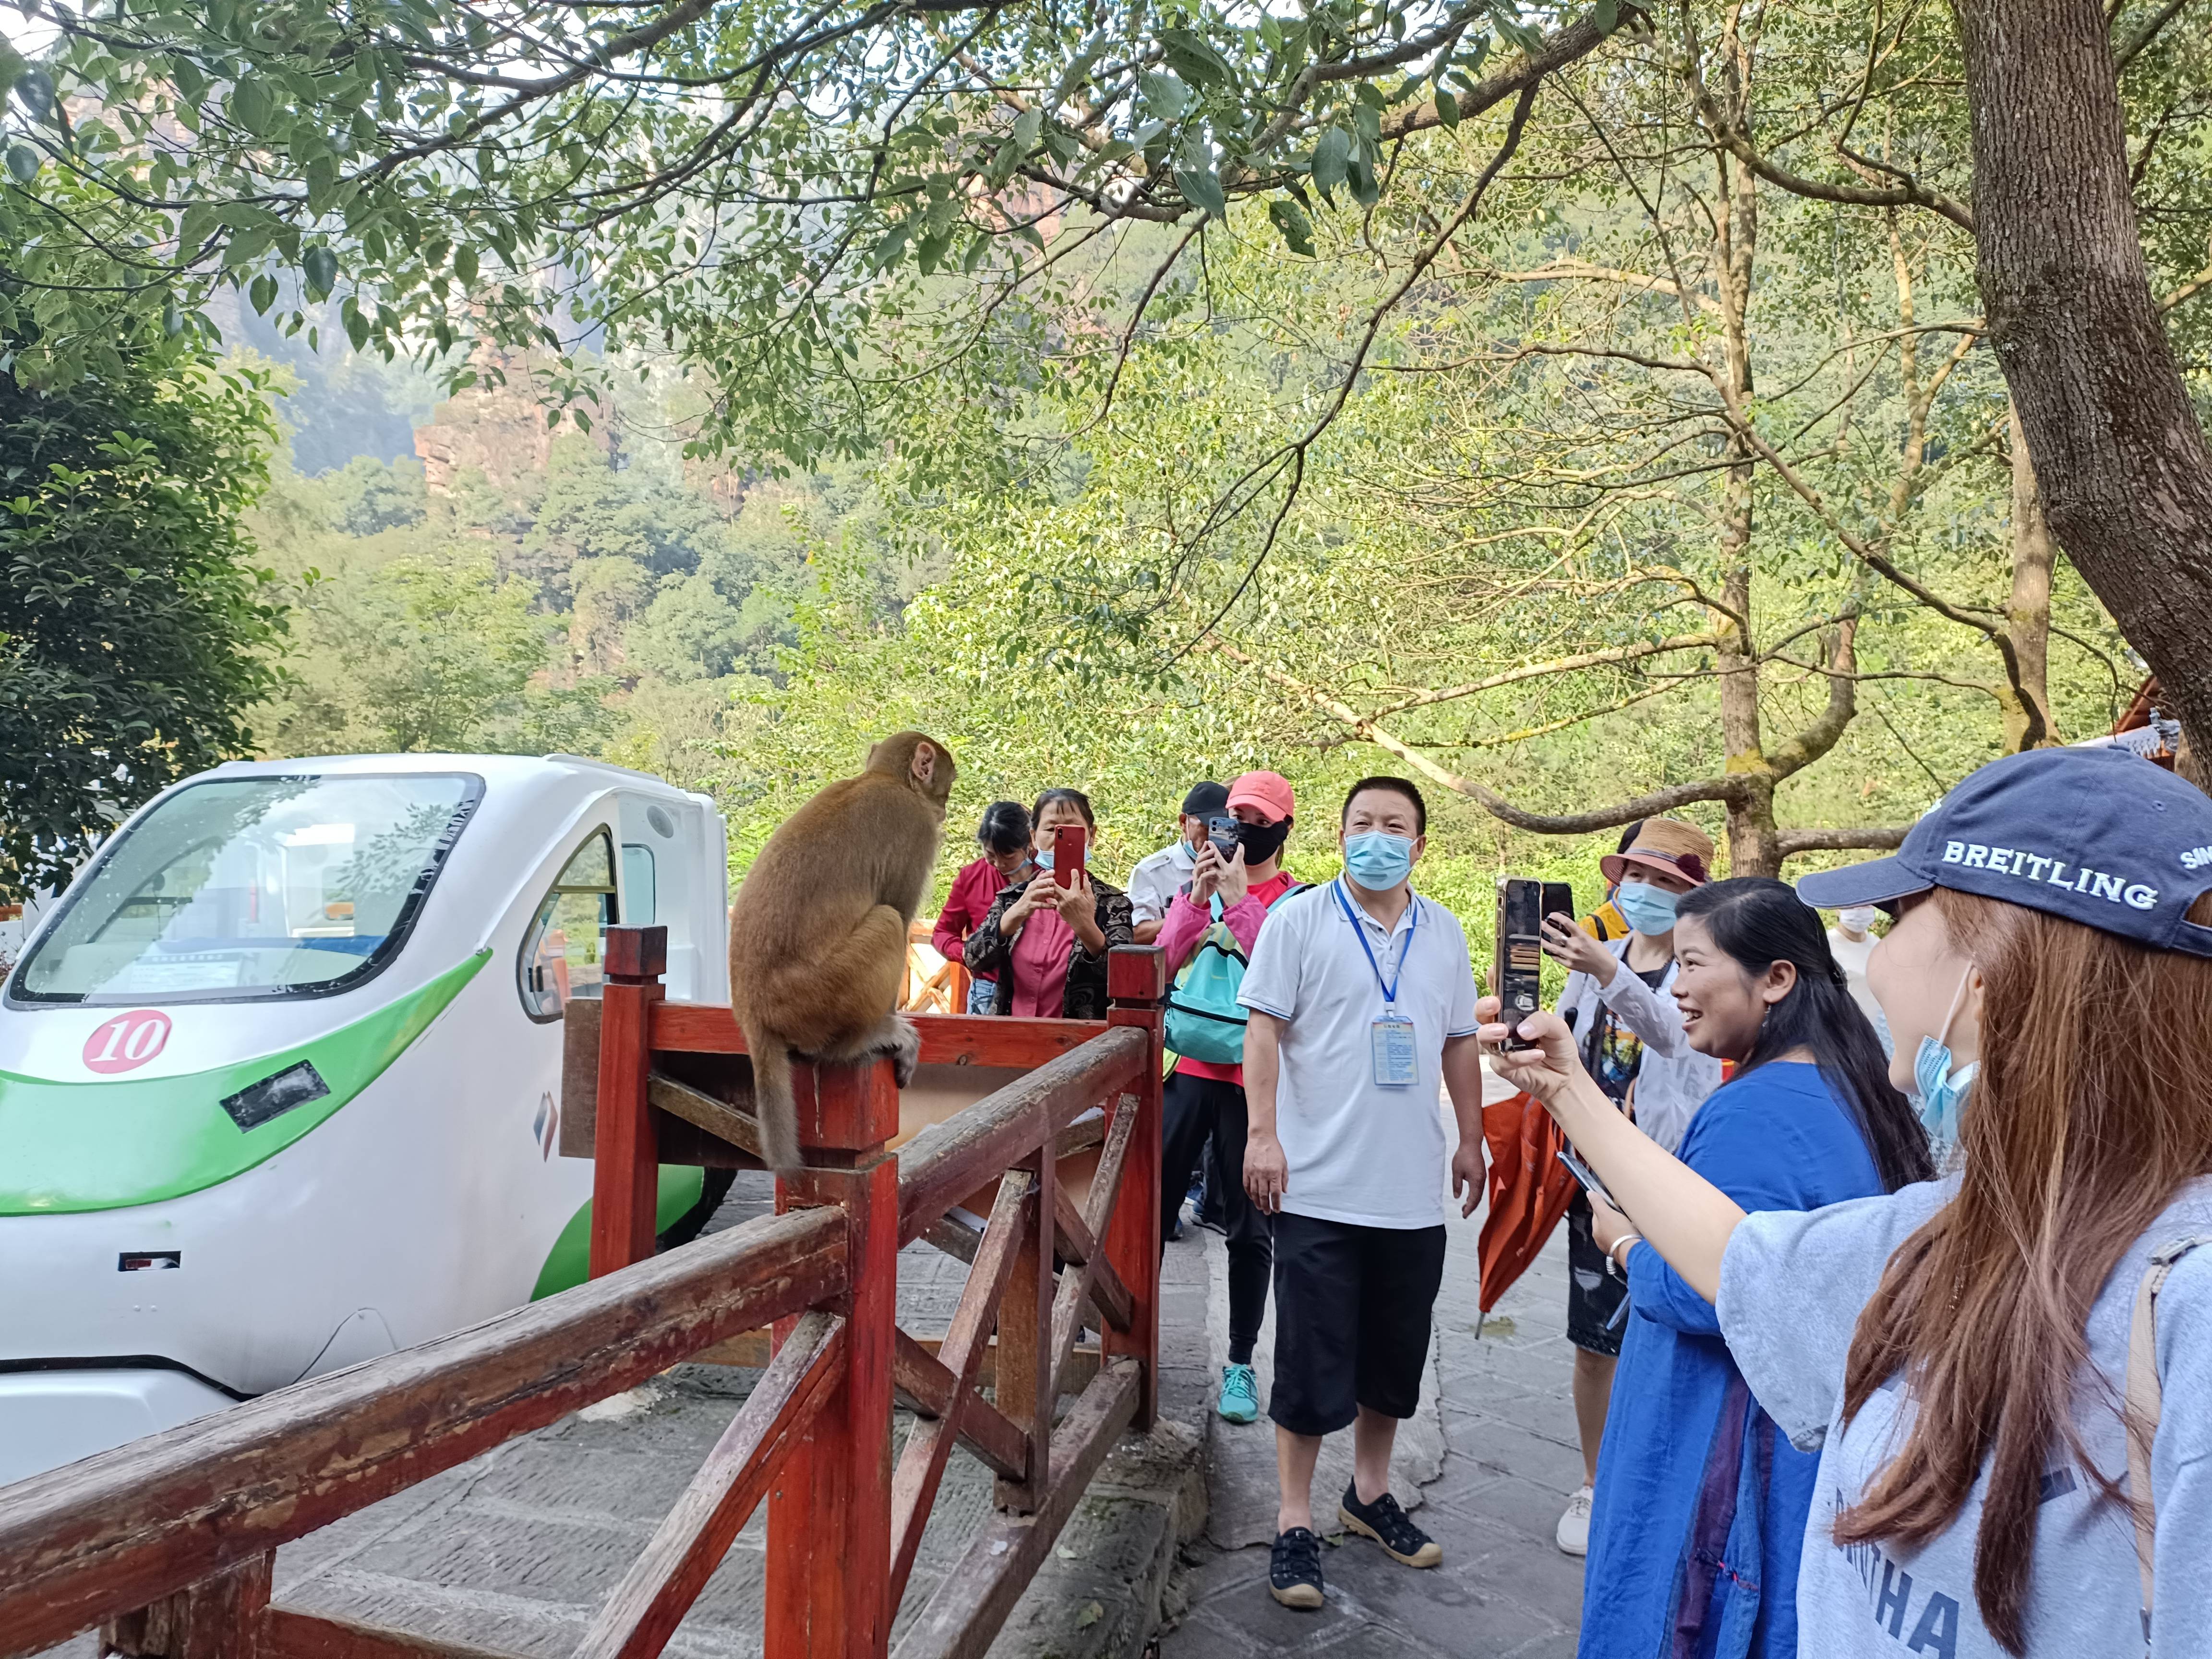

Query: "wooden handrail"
<box><xmin>4</xmin><ymin>938</ymin><xmax>1169</xmax><ymax>1659</ymax></box>
<box><xmin>0</xmin><ymin>1204</ymin><xmax>846</xmax><ymax>1658</ymax></box>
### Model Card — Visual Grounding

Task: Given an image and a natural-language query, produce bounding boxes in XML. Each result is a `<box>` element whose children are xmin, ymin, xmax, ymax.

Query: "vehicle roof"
<box><xmin>205</xmin><ymin>753</ymin><xmax>699</xmax><ymax>801</ymax></box>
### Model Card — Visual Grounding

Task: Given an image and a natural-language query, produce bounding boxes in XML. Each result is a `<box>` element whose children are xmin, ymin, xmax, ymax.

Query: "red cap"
<box><xmin>1226</xmin><ymin>770</ymin><xmax>1295</xmax><ymax>822</ymax></box>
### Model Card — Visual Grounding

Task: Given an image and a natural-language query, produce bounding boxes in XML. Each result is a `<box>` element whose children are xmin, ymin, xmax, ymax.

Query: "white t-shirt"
<box><xmin>1237</xmin><ymin>879</ymin><xmax>1480</xmax><ymax>1228</ymax></box>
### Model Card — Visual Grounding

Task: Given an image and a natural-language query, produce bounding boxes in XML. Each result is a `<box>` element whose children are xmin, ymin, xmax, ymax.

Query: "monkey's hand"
<box><xmin>880</xmin><ymin>1015</ymin><xmax>921</xmax><ymax>1089</ymax></box>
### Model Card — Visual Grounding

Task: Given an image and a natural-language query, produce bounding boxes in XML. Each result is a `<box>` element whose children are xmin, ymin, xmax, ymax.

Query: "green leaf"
<box><xmin>302</xmin><ymin>244</ymin><xmax>338</xmax><ymax>298</ymax></box>
<box><xmin>161</xmin><ymin>296</ymin><xmax>183</xmax><ymax>337</ymax></box>
<box><xmin>5</xmin><ymin>144</ymin><xmax>37</xmax><ymax>184</ymax></box>
<box><xmin>1175</xmin><ymin>164</ymin><xmax>1226</xmax><ymax>221</ymax></box>
<box><xmin>0</xmin><ymin>41</ymin><xmax>25</xmax><ymax>98</ymax></box>
<box><xmin>453</xmin><ymin>243</ymin><xmax>479</xmax><ymax>285</ymax></box>
<box><xmin>14</xmin><ymin>69</ymin><xmax>57</xmax><ymax>125</ymax></box>
<box><xmin>248</xmin><ymin>272</ymin><xmax>277</xmax><ymax>314</ymax></box>
<box><xmin>1267</xmin><ymin>198</ymin><xmax>1315</xmax><ymax>257</ymax></box>
<box><xmin>342</xmin><ymin>300</ymin><xmax>370</xmax><ymax>351</ymax></box>
<box><xmin>1138</xmin><ymin>72</ymin><xmax>1190</xmax><ymax>121</ymax></box>
<box><xmin>1310</xmin><ymin>126</ymin><xmax>1350</xmax><ymax>200</ymax></box>
<box><xmin>1159</xmin><ymin>28</ymin><xmax>1232</xmax><ymax>90</ymax></box>
<box><xmin>1011</xmin><ymin>107</ymin><xmax>1042</xmax><ymax>154</ymax></box>
<box><xmin>1593</xmin><ymin>0</ymin><xmax>1620</xmax><ymax>29</ymax></box>
<box><xmin>229</xmin><ymin>75</ymin><xmax>275</xmax><ymax>135</ymax></box>
<box><xmin>1348</xmin><ymin>149</ymin><xmax>1380</xmax><ymax>207</ymax></box>
<box><xmin>1434</xmin><ymin>88</ymin><xmax>1460</xmax><ymax>128</ymax></box>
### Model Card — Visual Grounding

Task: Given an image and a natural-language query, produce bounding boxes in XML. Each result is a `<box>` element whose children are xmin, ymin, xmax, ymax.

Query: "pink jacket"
<box><xmin>1158</xmin><ymin>872</ymin><xmax>1299</xmax><ymax>1084</ymax></box>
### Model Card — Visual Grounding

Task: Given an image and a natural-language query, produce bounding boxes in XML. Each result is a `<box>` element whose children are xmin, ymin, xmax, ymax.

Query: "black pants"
<box><xmin>1159</xmin><ymin>1070</ymin><xmax>1273</xmax><ymax>1365</ymax></box>
<box><xmin>1269</xmin><ymin>1211</ymin><xmax>1447</xmax><ymax>1437</ymax></box>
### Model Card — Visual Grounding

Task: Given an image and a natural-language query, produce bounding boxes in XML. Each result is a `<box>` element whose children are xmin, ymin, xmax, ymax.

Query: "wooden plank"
<box><xmin>648</xmin><ymin>1072</ymin><xmax>762</xmax><ymax>1159</ymax></box>
<box><xmin>262</xmin><ymin>1607</ymin><xmax>528</xmax><ymax>1659</ymax></box>
<box><xmin>889</xmin><ymin>1174</ymin><xmax>1034</xmax><ymax>1608</ymax></box>
<box><xmin>103</xmin><ymin>1553</ymin><xmax>272</xmax><ymax>1659</ymax></box>
<box><xmin>923</xmin><ymin>1212</ymin><xmax>981</xmax><ymax>1266</ymax></box>
<box><xmin>590</xmin><ymin>967</ymin><xmax>663</xmax><ymax>1277</ymax></box>
<box><xmin>1101</xmin><ymin>1000</ymin><xmax>1166</xmax><ymax>1431</ymax></box>
<box><xmin>558</xmin><ymin>996</ymin><xmax>601</xmax><ymax>1159</ymax></box>
<box><xmin>1047</xmin><ymin>1084</ymin><xmax>1141</xmax><ymax>1396</ymax></box>
<box><xmin>1048</xmin><ymin>1181</ymin><xmax>1133</xmax><ymax>1334</ymax></box>
<box><xmin>994</xmin><ymin>1143</ymin><xmax>1053</xmax><ymax>1515</ymax></box>
<box><xmin>0</xmin><ymin>1206</ymin><xmax>845</xmax><ymax>1659</ymax></box>
<box><xmin>894</xmin><ymin>1029</ymin><xmax>1148</xmax><ymax>1247</ymax></box>
<box><xmin>690</xmin><ymin>1330</ymin><xmax>1102</xmax><ymax>1403</ymax></box>
<box><xmin>651</xmin><ymin>1004</ymin><xmax>1107</xmax><ymax>1071</ymax></box>
<box><xmin>574</xmin><ymin>1313</ymin><xmax>845</xmax><ymax>1659</ymax></box>
<box><xmin>890</xmin><ymin>1362</ymin><xmax>1142</xmax><ymax>1659</ymax></box>
<box><xmin>888</xmin><ymin>1333</ymin><xmax>1028</xmax><ymax>1480</ymax></box>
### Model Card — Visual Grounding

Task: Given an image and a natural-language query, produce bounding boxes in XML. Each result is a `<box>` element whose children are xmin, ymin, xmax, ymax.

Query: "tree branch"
<box><xmin>1776</xmin><ymin>826</ymin><xmax>1912</xmax><ymax>855</ymax></box>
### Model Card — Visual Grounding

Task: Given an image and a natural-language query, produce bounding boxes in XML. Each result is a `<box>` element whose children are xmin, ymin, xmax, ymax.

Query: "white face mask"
<box><xmin>1838</xmin><ymin>906</ymin><xmax>1877</xmax><ymax>935</ymax></box>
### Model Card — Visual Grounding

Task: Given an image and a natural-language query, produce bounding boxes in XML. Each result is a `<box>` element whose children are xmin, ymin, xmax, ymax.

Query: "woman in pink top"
<box><xmin>962</xmin><ymin>789</ymin><xmax>1134</xmax><ymax>1019</ymax></box>
<box><xmin>1154</xmin><ymin>769</ymin><xmax>1303</xmax><ymax>1425</ymax></box>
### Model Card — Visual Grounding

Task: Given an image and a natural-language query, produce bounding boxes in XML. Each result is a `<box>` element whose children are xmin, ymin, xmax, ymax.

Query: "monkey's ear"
<box><xmin>910</xmin><ymin>741</ymin><xmax>938</xmax><ymax>789</ymax></box>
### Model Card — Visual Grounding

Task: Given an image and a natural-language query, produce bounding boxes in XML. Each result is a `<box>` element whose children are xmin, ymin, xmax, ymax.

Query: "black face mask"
<box><xmin>1236</xmin><ymin>817</ymin><xmax>1291</xmax><ymax>865</ymax></box>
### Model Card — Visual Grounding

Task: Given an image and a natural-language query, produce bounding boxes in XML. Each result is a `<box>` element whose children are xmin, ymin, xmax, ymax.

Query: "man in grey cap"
<box><xmin>1127</xmin><ymin>781</ymin><xmax>1229</xmax><ymax>945</ymax></box>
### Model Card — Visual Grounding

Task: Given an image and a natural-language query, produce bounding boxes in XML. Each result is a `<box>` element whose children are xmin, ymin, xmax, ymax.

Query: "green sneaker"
<box><xmin>1217</xmin><ymin>1362</ymin><xmax>1260</xmax><ymax>1424</ymax></box>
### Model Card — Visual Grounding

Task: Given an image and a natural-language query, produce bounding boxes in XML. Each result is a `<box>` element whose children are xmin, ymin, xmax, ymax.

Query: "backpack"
<box><xmin>1163</xmin><ymin>886</ymin><xmax>1305</xmax><ymax>1065</ymax></box>
<box><xmin>2127</xmin><ymin>1233</ymin><xmax>2212</xmax><ymax>1650</ymax></box>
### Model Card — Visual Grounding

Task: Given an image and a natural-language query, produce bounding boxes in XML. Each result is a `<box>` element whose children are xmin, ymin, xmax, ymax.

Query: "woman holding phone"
<box><xmin>1551</xmin><ymin>878</ymin><xmax>1930</xmax><ymax>1656</ymax></box>
<box><xmin>1482</xmin><ymin>747</ymin><xmax>2212</xmax><ymax>1658</ymax></box>
<box><xmin>964</xmin><ymin>787</ymin><xmax>1133</xmax><ymax>1019</ymax></box>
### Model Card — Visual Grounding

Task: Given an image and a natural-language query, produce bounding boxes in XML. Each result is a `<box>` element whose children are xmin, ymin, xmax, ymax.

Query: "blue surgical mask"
<box><xmin>1614</xmin><ymin>880</ymin><xmax>1680</xmax><ymax>936</ymax></box>
<box><xmin>1911</xmin><ymin>967</ymin><xmax>1979</xmax><ymax>1152</ymax></box>
<box><xmin>1034</xmin><ymin>848</ymin><xmax>1055</xmax><ymax>871</ymax></box>
<box><xmin>1342</xmin><ymin>831</ymin><xmax>1415</xmax><ymax>892</ymax></box>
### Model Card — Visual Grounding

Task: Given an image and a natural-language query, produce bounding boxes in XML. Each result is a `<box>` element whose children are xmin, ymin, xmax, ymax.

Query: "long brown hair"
<box><xmin>1833</xmin><ymin>887</ymin><xmax>2212</xmax><ymax>1651</ymax></box>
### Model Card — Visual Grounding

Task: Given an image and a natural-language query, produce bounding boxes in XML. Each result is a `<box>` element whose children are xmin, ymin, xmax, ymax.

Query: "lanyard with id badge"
<box><xmin>1335</xmin><ymin>879</ymin><xmax>1420</xmax><ymax>1087</ymax></box>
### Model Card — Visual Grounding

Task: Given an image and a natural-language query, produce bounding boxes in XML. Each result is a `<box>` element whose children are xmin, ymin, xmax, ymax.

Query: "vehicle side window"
<box><xmin>519</xmin><ymin>831</ymin><xmax>617</xmax><ymax>1021</ymax></box>
<box><xmin>621</xmin><ymin>843</ymin><xmax>656</xmax><ymax>926</ymax></box>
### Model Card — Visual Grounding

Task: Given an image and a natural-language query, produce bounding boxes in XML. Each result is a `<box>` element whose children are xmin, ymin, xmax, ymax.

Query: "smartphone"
<box><xmin>1053</xmin><ymin>823</ymin><xmax>1087</xmax><ymax>889</ymax></box>
<box><xmin>1556</xmin><ymin>1147</ymin><xmax>1620</xmax><ymax>1213</ymax></box>
<box><xmin>1543</xmin><ymin>882</ymin><xmax>1575</xmax><ymax>929</ymax></box>
<box><xmin>1206</xmin><ymin>813</ymin><xmax>1238</xmax><ymax>861</ymax></box>
<box><xmin>1494</xmin><ymin>877</ymin><xmax>1544</xmax><ymax>1050</ymax></box>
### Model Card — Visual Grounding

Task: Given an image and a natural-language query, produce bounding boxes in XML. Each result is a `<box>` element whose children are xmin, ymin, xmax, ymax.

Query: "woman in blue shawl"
<box><xmin>1573</xmin><ymin>879</ymin><xmax>1934</xmax><ymax>1659</ymax></box>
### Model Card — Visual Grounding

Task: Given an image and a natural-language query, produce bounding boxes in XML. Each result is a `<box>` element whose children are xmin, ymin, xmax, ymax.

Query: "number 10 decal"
<box><xmin>83</xmin><ymin>1010</ymin><xmax>173</xmax><ymax>1074</ymax></box>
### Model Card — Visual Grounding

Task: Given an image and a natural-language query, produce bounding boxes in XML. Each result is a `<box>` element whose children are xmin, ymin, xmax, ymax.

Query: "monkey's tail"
<box><xmin>743</xmin><ymin>1023</ymin><xmax>803</xmax><ymax>1174</ymax></box>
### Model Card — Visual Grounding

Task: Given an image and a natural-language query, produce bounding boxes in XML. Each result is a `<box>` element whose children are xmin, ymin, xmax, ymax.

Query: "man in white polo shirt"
<box><xmin>1237</xmin><ymin>775</ymin><xmax>1487</xmax><ymax>1611</ymax></box>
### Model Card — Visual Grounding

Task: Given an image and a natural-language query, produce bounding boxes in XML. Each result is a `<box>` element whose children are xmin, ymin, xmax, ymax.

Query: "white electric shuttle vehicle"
<box><xmin>0</xmin><ymin>755</ymin><xmax>731</xmax><ymax>1485</ymax></box>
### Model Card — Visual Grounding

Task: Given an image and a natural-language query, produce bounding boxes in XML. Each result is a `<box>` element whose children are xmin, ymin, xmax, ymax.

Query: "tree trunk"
<box><xmin>1953</xmin><ymin>0</ymin><xmax>2212</xmax><ymax>745</ymax></box>
<box><xmin>2005</xmin><ymin>397</ymin><xmax>2057</xmax><ymax>749</ymax></box>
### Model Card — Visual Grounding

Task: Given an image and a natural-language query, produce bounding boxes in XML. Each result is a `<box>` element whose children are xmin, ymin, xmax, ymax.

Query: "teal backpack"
<box><xmin>1163</xmin><ymin>888</ymin><xmax>1305</xmax><ymax>1065</ymax></box>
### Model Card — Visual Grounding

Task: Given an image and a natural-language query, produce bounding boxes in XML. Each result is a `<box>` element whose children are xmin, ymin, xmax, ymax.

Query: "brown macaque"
<box><xmin>727</xmin><ymin>731</ymin><xmax>957</xmax><ymax>1171</ymax></box>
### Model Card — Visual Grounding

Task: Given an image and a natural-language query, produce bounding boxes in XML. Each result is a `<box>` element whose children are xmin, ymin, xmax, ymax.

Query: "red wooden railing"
<box><xmin>0</xmin><ymin>930</ymin><xmax>1167</xmax><ymax>1659</ymax></box>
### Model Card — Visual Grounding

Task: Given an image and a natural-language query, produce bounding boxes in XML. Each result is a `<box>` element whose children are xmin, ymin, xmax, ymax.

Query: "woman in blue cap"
<box><xmin>1480</xmin><ymin>746</ymin><xmax>2212</xmax><ymax>1659</ymax></box>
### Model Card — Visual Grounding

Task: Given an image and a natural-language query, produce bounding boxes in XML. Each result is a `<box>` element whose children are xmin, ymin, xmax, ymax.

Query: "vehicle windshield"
<box><xmin>10</xmin><ymin>774</ymin><xmax>481</xmax><ymax>1005</ymax></box>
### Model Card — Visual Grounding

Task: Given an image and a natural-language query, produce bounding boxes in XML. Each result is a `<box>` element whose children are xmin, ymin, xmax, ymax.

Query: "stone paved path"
<box><xmin>1158</xmin><ymin>1078</ymin><xmax>1588</xmax><ymax>1659</ymax></box>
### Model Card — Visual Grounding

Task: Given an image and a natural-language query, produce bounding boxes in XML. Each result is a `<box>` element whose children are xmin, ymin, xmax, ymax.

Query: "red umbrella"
<box><xmin>1477</xmin><ymin>1088</ymin><xmax>1577</xmax><ymax>1313</ymax></box>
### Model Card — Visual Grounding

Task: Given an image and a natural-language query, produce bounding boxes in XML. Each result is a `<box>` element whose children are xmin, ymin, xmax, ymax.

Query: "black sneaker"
<box><xmin>1338</xmin><ymin>1483</ymin><xmax>1442</xmax><ymax>1568</ymax></box>
<box><xmin>1268</xmin><ymin>1527</ymin><xmax>1325</xmax><ymax>1609</ymax></box>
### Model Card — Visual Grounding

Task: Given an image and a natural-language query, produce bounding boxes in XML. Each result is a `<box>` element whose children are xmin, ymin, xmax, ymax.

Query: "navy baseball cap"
<box><xmin>1795</xmin><ymin>747</ymin><xmax>2212</xmax><ymax>957</ymax></box>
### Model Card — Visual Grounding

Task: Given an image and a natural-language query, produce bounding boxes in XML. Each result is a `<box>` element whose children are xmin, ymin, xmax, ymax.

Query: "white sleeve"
<box><xmin>1596</xmin><ymin>960</ymin><xmax>1696</xmax><ymax>1057</ymax></box>
<box><xmin>1441</xmin><ymin>910</ymin><xmax>1480</xmax><ymax>1036</ymax></box>
<box><xmin>1716</xmin><ymin>1182</ymin><xmax>1947</xmax><ymax>1451</ymax></box>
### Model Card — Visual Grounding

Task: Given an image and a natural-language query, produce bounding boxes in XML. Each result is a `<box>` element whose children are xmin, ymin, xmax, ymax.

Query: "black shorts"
<box><xmin>1565</xmin><ymin>1189</ymin><xmax>1627</xmax><ymax>1357</ymax></box>
<box><xmin>1268</xmin><ymin>1211</ymin><xmax>1446</xmax><ymax>1438</ymax></box>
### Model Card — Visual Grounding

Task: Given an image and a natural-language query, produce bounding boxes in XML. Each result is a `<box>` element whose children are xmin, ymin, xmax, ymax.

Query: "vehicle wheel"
<box><xmin>656</xmin><ymin>1167</ymin><xmax>736</xmax><ymax>1251</ymax></box>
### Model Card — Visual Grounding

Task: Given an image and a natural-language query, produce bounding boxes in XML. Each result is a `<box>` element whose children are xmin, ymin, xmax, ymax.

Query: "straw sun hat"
<box><xmin>1599</xmin><ymin>818</ymin><xmax>1715</xmax><ymax>887</ymax></box>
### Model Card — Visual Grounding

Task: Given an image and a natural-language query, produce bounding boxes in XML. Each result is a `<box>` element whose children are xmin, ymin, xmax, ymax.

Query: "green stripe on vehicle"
<box><xmin>529</xmin><ymin>1166</ymin><xmax>707</xmax><ymax>1300</ymax></box>
<box><xmin>0</xmin><ymin>951</ymin><xmax>490</xmax><ymax>1215</ymax></box>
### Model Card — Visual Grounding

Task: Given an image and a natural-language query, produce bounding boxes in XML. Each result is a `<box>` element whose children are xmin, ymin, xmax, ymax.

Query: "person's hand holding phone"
<box><xmin>1477</xmin><ymin>994</ymin><xmax>1587</xmax><ymax>1108</ymax></box>
<box><xmin>1540</xmin><ymin>913</ymin><xmax>1614</xmax><ymax>978</ymax></box>
<box><xmin>1214</xmin><ymin>841</ymin><xmax>1250</xmax><ymax>907</ymax></box>
<box><xmin>1588</xmin><ymin>1191</ymin><xmax>1636</xmax><ymax>1258</ymax></box>
<box><xmin>1044</xmin><ymin>864</ymin><xmax>1094</xmax><ymax>922</ymax></box>
<box><xmin>1189</xmin><ymin>839</ymin><xmax>1224</xmax><ymax>904</ymax></box>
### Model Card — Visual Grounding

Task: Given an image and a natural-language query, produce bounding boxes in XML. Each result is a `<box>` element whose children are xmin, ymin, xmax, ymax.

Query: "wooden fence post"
<box><xmin>766</xmin><ymin>1056</ymin><xmax>900</xmax><ymax>1658</ymax></box>
<box><xmin>1103</xmin><ymin>946</ymin><xmax>1166</xmax><ymax>1430</ymax></box>
<box><xmin>101</xmin><ymin>1554</ymin><xmax>272</xmax><ymax>1659</ymax></box>
<box><xmin>589</xmin><ymin>925</ymin><xmax>668</xmax><ymax>1280</ymax></box>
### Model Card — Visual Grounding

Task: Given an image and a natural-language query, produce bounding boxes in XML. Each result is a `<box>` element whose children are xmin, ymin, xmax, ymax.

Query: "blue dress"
<box><xmin>1575</xmin><ymin>1062</ymin><xmax>1886</xmax><ymax>1659</ymax></box>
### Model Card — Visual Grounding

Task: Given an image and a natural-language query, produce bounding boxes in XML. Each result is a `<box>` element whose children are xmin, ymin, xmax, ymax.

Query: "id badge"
<box><xmin>1370</xmin><ymin>1012</ymin><xmax>1418</xmax><ymax>1088</ymax></box>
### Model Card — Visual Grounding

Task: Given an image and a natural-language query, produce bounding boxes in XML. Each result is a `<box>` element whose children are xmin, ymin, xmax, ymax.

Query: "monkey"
<box><xmin>726</xmin><ymin>732</ymin><xmax>957</xmax><ymax>1171</ymax></box>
